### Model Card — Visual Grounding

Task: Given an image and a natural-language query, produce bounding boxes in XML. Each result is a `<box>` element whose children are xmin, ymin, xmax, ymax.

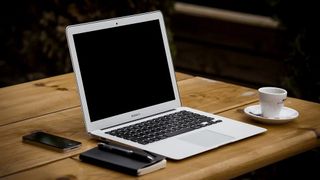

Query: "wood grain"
<box><xmin>0</xmin><ymin>73</ymin><xmax>80</xmax><ymax>126</ymax></box>
<box><xmin>2</xmin><ymin>72</ymin><xmax>319</xmax><ymax>179</ymax></box>
<box><xmin>0</xmin><ymin>72</ymin><xmax>193</xmax><ymax>126</ymax></box>
<box><xmin>3</xmin><ymin>97</ymin><xmax>320</xmax><ymax>180</ymax></box>
<box><xmin>179</xmin><ymin>77</ymin><xmax>258</xmax><ymax>113</ymax></box>
<box><xmin>0</xmin><ymin>75</ymin><xmax>258</xmax><ymax>177</ymax></box>
<box><xmin>2</xmin><ymin>158</ymin><xmax>140</xmax><ymax>180</ymax></box>
<box><xmin>175</xmin><ymin>71</ymin><xmax>194</xmax><ymax>81</ymax></box>
<box><xmin>0</xmin><ymin>107</ymin><xmax>91</xmax><ymax>178</ymax></box>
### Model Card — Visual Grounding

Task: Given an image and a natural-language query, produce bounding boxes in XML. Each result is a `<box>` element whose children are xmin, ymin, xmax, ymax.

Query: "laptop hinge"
<box><xmin>100</xmin><ymin>108</ymin><xmax>177</xmax><ymax>131</ymax></box>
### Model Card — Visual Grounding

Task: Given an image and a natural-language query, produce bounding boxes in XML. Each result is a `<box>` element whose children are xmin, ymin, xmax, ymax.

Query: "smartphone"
<box><xmin>22</xmin><ymin>131</ymin><xmax>82</xmax><ymax>152</ymax></box>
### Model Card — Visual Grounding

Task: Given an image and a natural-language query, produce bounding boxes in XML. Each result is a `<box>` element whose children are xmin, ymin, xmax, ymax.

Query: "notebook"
<box><xmin>79</xmin><ymin>145</ymin><xmax>166</xmax><ymax>176</ymax></box>
<box><xmin>66</xmin><ymin>10</ymin><xmax>266</xmax><ymax>160</ymax></box>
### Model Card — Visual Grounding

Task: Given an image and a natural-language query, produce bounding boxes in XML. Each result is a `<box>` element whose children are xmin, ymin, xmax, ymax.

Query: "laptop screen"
<box><xmin>73</xmin><ymin>20</ymin><xmax>175</xmax><ymax>122</ymax></box>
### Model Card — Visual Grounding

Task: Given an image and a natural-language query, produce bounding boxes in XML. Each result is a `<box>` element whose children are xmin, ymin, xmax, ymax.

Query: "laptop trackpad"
<box><xmin>179</xmin><ymin>130</ymin><xmax>235</xmax><ymax>148</ymax></box>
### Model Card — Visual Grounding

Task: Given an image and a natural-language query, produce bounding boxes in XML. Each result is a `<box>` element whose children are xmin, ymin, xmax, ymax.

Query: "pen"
<box><xmin>97</xmin><ymin>142</ymin><xmax>154</xmax><ymax>163</ymax></box>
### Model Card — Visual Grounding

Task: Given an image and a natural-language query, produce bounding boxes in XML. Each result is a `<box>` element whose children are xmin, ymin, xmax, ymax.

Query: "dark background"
<box><xmin>0</xmin><ymin>0</ymin><xmax>173</xmax><ymax>87</ymax></box>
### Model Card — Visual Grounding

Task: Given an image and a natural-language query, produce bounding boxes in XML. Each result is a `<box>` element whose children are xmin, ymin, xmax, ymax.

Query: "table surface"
<box><xmin>1</xmin><ymin>72</ymin><xmax>319</xmax><ymax>180</ymax></box>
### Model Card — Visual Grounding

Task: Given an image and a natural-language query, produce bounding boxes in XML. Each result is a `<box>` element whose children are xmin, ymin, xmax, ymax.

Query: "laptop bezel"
<box><xmin>66</xmin><ymin>11</ymin><xmax>181</xmax><ymax>132</ymax></box>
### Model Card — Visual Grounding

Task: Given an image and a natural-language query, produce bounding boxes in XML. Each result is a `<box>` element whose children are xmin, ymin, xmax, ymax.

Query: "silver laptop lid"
<box><xmin>66</xmin><ymin>11</ymin><xmax>181</xmax><ymax>132</ymax></box>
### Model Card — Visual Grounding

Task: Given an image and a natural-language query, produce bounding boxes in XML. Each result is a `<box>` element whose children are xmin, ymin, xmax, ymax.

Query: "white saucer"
<box><xmin>244</xmin><ymin>105</ymin><xmax>299</xmax><ymax>124</ymax></box>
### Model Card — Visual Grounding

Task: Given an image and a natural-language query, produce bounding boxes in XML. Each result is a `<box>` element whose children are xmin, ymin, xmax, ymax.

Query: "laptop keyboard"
<box><xmin>105</xmin><ymin>110</ymin><xmax>222</xmax><ymax>145</ymax></box>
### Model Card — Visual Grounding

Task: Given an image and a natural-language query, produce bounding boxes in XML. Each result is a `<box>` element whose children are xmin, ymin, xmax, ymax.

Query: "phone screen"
<box><xmin>22</xmin><ymin>131</ymin><xmax>82</xmax><ymax>152</ymax></box>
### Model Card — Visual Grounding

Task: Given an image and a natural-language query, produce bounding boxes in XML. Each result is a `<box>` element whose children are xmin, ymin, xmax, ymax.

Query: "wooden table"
<box><xmin>1</xmin><ymin>72</ymin><xmax>319</xmax><ymax>179</ymax></box>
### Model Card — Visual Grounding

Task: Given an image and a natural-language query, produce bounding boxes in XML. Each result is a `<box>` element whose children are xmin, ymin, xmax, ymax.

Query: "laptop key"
<box><xmin>105</xmin><ymin>110</ymin><xmax>219</xmax><ymax>145</ymax></box>
<box><xmin>165</xmin><ymin>127</ymin><xmax>195</xmax><ymax>138</ymax></box>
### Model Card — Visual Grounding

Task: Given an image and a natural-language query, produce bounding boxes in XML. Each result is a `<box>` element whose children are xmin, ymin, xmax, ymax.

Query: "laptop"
<box><xmin>66</xmin><ymin>11</ymin><xmax>266</xmax><ymax>160</ymax></box>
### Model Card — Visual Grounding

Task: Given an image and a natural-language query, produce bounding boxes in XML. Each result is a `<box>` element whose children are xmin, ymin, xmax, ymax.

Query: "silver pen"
<box><xmin>97</xmin><ymin>142</ymin><xmax>154</xmax><ymax>163</ymax></box>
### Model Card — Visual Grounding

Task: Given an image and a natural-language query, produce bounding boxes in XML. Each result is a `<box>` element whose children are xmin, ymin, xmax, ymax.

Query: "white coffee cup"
<box><xmin>258</xmin><ymin>87</ymin><xmax>287</xmax><ymax>118</ymax></box>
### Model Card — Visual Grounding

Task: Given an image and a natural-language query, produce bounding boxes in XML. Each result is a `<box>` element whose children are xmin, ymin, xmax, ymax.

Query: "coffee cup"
<box><xmin>258</xmin><ymin>87</ymin><xmax>287</xmax><ymax>118</ymax></box>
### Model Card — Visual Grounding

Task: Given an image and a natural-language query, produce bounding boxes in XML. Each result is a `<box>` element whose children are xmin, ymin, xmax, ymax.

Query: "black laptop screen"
<box><xmin>73</xmin><ymin>20</ymin><xmax>175</xmax><ymax>122</ymax></box>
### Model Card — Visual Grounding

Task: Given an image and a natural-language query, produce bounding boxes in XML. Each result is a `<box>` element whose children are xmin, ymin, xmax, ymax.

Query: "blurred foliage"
<box><xmin>0</xmin><ymin>0</ymin><xmax>174</xmax><ymax>87</ymax></box>
<box><xmin>267</xmin><ymin>0</ymin><xmax>320</xmax><ymax>102</ymax></box>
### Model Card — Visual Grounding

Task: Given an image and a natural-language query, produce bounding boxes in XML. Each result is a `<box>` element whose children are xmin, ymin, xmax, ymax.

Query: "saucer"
<box><xmin>244</xmin><ymin>105</ymin><xmax>299</xmax><ymax>124</ymax></box>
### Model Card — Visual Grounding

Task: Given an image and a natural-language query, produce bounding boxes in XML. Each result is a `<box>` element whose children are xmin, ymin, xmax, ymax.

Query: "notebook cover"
<box><xmin>79</xmin><ymin>147</ymin><xmax>166</xmax><ymax>176</ymax></box>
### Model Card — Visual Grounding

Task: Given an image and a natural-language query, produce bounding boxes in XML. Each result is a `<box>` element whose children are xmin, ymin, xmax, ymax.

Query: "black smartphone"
<box><xmin>22</xmin><ymin>131</ymin><xmax>82</xmax><ymax>152</ymax></box>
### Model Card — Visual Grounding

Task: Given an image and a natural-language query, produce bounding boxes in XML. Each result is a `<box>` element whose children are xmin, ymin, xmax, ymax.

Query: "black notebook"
<box><xmin>79</xmin><ymin>146</ymin><xmax>166</xmax><ymax>176</ymax></box>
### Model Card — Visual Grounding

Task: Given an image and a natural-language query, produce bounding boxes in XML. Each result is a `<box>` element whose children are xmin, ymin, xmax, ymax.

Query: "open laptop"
<box><xmin>66</xmin><ymin>11</ymin><xmax>266</xmax><ymax>160</ymax></box>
